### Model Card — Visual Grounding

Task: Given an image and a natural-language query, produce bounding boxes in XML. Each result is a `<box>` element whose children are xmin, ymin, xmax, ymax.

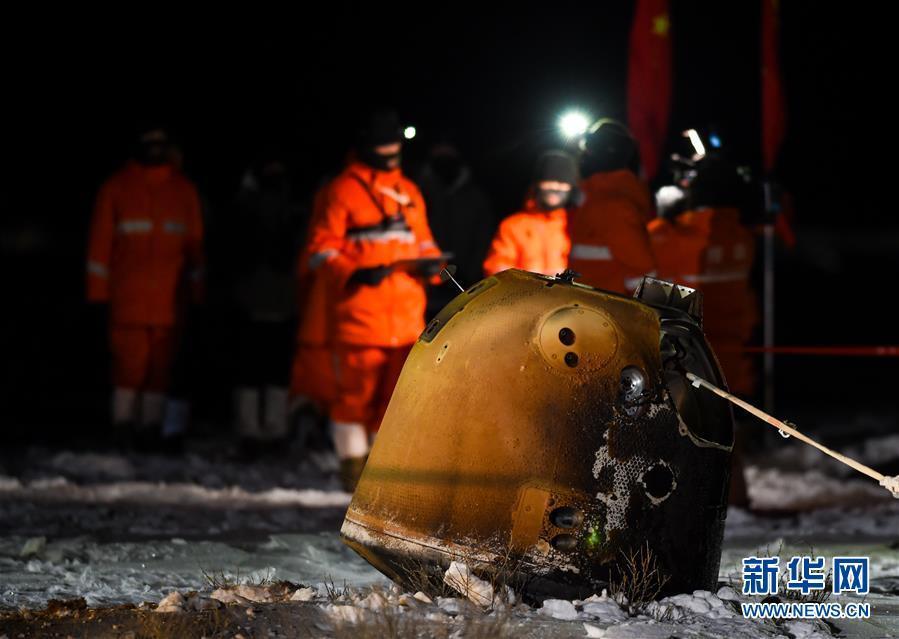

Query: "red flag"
<box><xmin>761</xmin><ymin>0</ymin><xmax>786</xmax><ymax>173</ymax></box>
<box><xmin>627</xmin><ymin>0</ymin><xmax>672</xmax><ymax>181</ymax></box>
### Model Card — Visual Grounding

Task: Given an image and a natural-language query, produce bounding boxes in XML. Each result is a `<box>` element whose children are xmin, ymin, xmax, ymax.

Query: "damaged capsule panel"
<box><xmin>341</xmin><ymin>269</ymin><xmax>733</xmax><ymax>599</ymax></box>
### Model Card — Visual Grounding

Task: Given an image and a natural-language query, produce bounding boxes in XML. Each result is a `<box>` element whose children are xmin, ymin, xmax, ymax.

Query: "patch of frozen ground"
<box><xmin>0</xmin><ymin>476</ymin><xmax>350</xmax><ymax>509</ymax></box>
<box><xmin>746</xmin><ymin>466</ymin><xmax>896</xmax><ymax>511</ymax></box>
<box><xmin>2</xmin><ymin>447</ymin><xmax>899</xmax><ymax>637</ymax></box>
<box><xmin>0</xmin><ymin>533</ymin><xmax>387</xmax><ymax>609</ymax></box>
<box><xmin>0</xmin><ymin>448</ymin><xmax>349</xmax><ymax>539</ymax></box>
<box><xmin>4</xmin><ymin>447</ymin><xmax>341</xmax><ymax>491</ymax></box>
<box><xmin>760</xmin><ymin>433</ymin><xmax>899</xmax><ymax>478</ymax></box>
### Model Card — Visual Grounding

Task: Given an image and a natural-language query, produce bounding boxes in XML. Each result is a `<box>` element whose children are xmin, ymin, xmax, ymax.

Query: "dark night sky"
<box><xmin>4</xmin><ymin>3</ymin><xmax>893</xmax><ymax>227</ymax></box>
<box><xmin>2</xmin><ymin>2</ymin><xmax>897</xmax><ymax>434</ymax></box>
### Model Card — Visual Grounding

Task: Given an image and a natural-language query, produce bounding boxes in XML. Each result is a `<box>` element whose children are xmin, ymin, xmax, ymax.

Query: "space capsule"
<box><xmin>341</xmin><ymin>269</ymin><xmax>733</xmax><ymax>599</ymax></box>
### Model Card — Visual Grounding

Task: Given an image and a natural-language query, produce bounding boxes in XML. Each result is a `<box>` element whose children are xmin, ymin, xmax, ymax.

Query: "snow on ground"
<box><xmin>746</xmin><ymin>465</ymin><xmax>896</xmax><ymax>512</ymax></box>
<box><xmin>0</xmin><ymin>475</ymin><xmax>350</xmax><ymax>509</ymax></box>
<box><xmin>0</xmin><ymin>532</ymin><xmax>386</xmax><ymax>609</ymax></box>
<box><xmin>1</xmin><ymin>438</ymin><xmax>898</xmax><ymax>637</ymax></box>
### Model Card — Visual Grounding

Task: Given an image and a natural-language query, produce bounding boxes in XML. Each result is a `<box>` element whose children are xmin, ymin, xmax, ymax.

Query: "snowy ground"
<box><xmin>1</xmin><ymin>435</ymin><xmax>898</xmax><ymax>638</ymax></box>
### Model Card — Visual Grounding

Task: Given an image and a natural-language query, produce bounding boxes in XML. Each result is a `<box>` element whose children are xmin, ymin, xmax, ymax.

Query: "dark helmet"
<box><xmin>579</xmin><ymin>119</ymin><xmax>639</xmax><ymax>176</ymax></box>
<box><xmin>357</xmin><ymin>108</ymin><xmax>404</xmax><ymax>171</ymax></box>
<box><xmin>533</xmin><ymin>150</ymin><xmax>579</xmax><ymax>186</ymax></box>
<box><xmin>357</xmin><ymin>108</ymin><xmax>403</xmax><ymax>148</ymax></box>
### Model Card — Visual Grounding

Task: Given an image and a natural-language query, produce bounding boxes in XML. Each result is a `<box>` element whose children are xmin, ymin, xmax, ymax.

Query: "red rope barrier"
<box><xmin>739</xmin><ymin>346</ymin><xmax>899</xmax><ymax>357</ymax></box>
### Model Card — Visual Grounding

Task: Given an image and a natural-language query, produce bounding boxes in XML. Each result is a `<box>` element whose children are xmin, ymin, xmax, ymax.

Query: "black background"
<box><xmin>2</xmin><ymin>3</ymin><xmax>896</xmax><ymax>441</ymax></box>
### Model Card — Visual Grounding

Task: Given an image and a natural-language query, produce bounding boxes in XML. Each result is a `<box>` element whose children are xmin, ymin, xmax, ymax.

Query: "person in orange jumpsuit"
<box><xmin>305</xmin><ymin>109</ymin><xmax>443</xmax><ymax>489</ymax></box>
<box><xmin>483</xmin><ymin>150</ymin><xmax>578</xmax><ymax>277</ymax></box>
<box><xmin>648</xmin><ymin>154</ymin><xmax>757</xmax><ymax>396</ymax></box>
<box><xmin>569</xmin><ymin>120</ymin><xmax>655</xmax><ymax>294</ymax></box>
<box><xmin>86</xmin><ymin>126</ymin><xmax>204</xmax><ymax>448</ymax></box>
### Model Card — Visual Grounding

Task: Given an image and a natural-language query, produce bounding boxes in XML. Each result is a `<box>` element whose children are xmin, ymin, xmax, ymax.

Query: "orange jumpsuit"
<box><xmin>306</xmin><ymin>162</ymin><xmax>440</xmax><ymax>432</ymax></box>
<box><xmin>648</xmin><ymin>207</ymin><xmax>757</xmax><ymax>395</ymax></box>
<box><xmin>568</xmin><ymin>169</ymin><xmax>655</xmax><ymax>294</ymax></box>
<box><xmin>290</xmin><ymin>184</ymin><xmax>338</xmax><ymax>410</ymax></box>
<box><xmin>482</xmin><ymin>204</ymin><xmax>570</xmax><ymax>277</ymax></box>
<box><xmin>87</xmin><ymin>162</ymin><xmax>204</xmax><ymax>391</ymax></box>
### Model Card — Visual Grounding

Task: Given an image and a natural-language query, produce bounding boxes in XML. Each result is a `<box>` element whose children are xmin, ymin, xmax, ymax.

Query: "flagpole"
<box><xmin>762</xmin><ymin>182</ymin><xmax>776</xmax><ymax>413</ymax></box>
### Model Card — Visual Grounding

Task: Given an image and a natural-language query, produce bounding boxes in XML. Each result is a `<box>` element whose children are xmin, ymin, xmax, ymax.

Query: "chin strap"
<box><xmin>686</xmin><ymin>372</ymin><xmax>899</xmax><ymax>499</ymax></box>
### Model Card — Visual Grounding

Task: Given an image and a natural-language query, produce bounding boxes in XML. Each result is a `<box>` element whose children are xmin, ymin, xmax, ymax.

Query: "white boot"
<box><xmin>332</xmin><ymin>421</ymin><xmax>370</xmax><ymax>492</ymax></box>
<box><xmin>330</xmin><ymin>421</ymin><xmax>369</xmax><ymax>460</ymax></box>
<box><xmin>263</xmin><ymin>386</ymin><xmax>289</xmax><ymax>440</ymax></box>
<box><xmin>234</xmin><ymin>387</ymin><xmax>261</xmax><ymax>439</ymax></box>
<box><xmin>112</xmin><ymin>387</ymin><xmax>138</xmax><ymax>425</ymax></box>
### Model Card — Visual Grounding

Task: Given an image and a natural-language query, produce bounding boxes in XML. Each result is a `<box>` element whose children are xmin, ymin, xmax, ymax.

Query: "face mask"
<box><xmin>536</xmin><ymin>188</ymin><xmax>571</xmax><ymax>211</ymax></box>
<box><xmin>360</xmin><ymin>147</ymin><xmax>401</xmax><ymax>172</ymax></box>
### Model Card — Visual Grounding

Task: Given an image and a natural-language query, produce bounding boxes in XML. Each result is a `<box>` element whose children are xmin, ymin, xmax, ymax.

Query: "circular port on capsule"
<box><xmin>550</xmin><ymin>534</ymin><xmax>578</xmax><ymax>552</ymax></box>
<box><xmin>558</xmin><ymin>327</ymin><xmax>576</xmax><ymax>346</ymax></box>
<box><xmin>549</xmin><ymin>507</ymin><xmax>584</xmax><ymax>529</ymax></box>
<box><xmin>564</xmin><ymin>352</ymin><xmax>579</xmax><ymax>367</ymax></box>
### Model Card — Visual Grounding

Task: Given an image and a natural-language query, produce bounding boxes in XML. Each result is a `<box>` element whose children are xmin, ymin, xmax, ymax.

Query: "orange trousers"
<box><xmin>109</xmin><ymin>325</ymin><xmax>177</xmax><ymax>391</ymax></box>
<box><xmin>290</xmin><ymin>344</ymin><xmax>338</xmax><ymax>411</ymax></box>
<box><xmin>331</xmin><ymin>344</ymin><xmax>411</xmax><ymax>433</ymax></box>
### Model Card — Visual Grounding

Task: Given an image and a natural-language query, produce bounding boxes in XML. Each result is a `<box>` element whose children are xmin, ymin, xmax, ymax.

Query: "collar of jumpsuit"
<box><xmin>350</xmin><ymin>161</ymin><xmax>403</xmax><ymax>184</ymax></box>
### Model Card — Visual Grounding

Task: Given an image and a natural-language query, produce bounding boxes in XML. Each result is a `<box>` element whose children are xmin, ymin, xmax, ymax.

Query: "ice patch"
<box><xmin>746</xmin><ymin>466</ymin><xmax>892</xmax><ymax>511</ymax></box>
<box><xmin>0</xmin><ymin>475</ymin><xmax>350</xmax><ymax>509</ymax></box>
<box><xmin>443</xmin><ymin>561</ymin><xmax>494</xmax><ymax>606</ymax></box>
<box><xmin>155</xmin><ymin>590</ymin><xmax>185</xmax><ymax>613</ymax></box>
<box><xmin>0</xmin><ymin>533</ymin><xmax>386</xmax><ymax>608</ymax></box>
<box><xmin>539</xmin><ymin>598</ymin><xmax>578</xmax><ymax>620</ymax></box>
<box><xmin>48</xmin><ymin>451</ymin><xmax>135</xmax><ymax>480</ymax></box>
<box><xmin>783</xmin><ymin>620</ymin><xmax>831</xmax><ymax>639</ymax></box>
<box><xmin>651</xmin><ymin>589</ymin><xmax>735</xmax><ymax>621</ymax></box>
<box><xmin>290</xmin><ymin>586</ymin><xmax>316</xmax><ymax>601</ymax></box>
<box><xmin>586</xmin><ymin>620</ymin><xmax>681</xmax><ymax>638</ymax></box>
<box><xmin>578</xmin><ymin>592</ymin><xmax>628</xmax><ymax>622</ymax></box>
<box><xmin>436</xmin><ymin>596</ymin><xmax>475</xmax><ymax>616</ymax></box>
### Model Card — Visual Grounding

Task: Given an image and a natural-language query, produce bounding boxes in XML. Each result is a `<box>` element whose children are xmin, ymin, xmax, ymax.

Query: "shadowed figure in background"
<box><xmin>224</xmin><ymin>156</ymin><xmax>308</xmax><ymax>456</ymax></box>
<box><xmin>483</xmin><ymin>150</ymin><xmax>579</xmax><ymax>277</ymax></box>
<box><xmin>416</xmin><ymin>143</ymin><xmax>494</xmax><ymax>312</ymax></box>
<box><xmin>86</xmin><ymin>125</ymin><xmax>204</xmax><ymax>450</ymax></box>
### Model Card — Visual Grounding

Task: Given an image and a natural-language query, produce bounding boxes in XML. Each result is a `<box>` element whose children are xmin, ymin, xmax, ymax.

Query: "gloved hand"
<box><xmin>348</xmin><ymin>265</ymin><xmax>392</xmax><ymax>287</ymax></box>
<box><xmin>415</xmin><ymin>259</ymin><xmax>444</xmax><ymax>277</ymax></box>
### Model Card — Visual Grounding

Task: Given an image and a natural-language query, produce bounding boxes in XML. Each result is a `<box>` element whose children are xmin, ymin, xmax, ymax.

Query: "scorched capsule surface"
<box><xmin>341</xmin><ymin>269</ymin><xmax>733</xmax><ymax>598</ymax></box>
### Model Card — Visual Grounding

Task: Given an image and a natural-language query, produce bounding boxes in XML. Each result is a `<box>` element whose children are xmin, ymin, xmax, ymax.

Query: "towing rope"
<box><xmin>686</xmin><ymin>373</ymin><xmax>899</xmax><ymax>499</ymax></box>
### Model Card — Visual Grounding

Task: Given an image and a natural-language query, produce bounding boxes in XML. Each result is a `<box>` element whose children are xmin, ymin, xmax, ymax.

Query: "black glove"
<box><xmin>415</xmin><ymin>259</ymin><xmax>444</xmax><ymax>278</ymax></box>
<box><xmin>348</xmin><ymin>265</ymin><xmax>392</xmax><ymax>287</ymax></box>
